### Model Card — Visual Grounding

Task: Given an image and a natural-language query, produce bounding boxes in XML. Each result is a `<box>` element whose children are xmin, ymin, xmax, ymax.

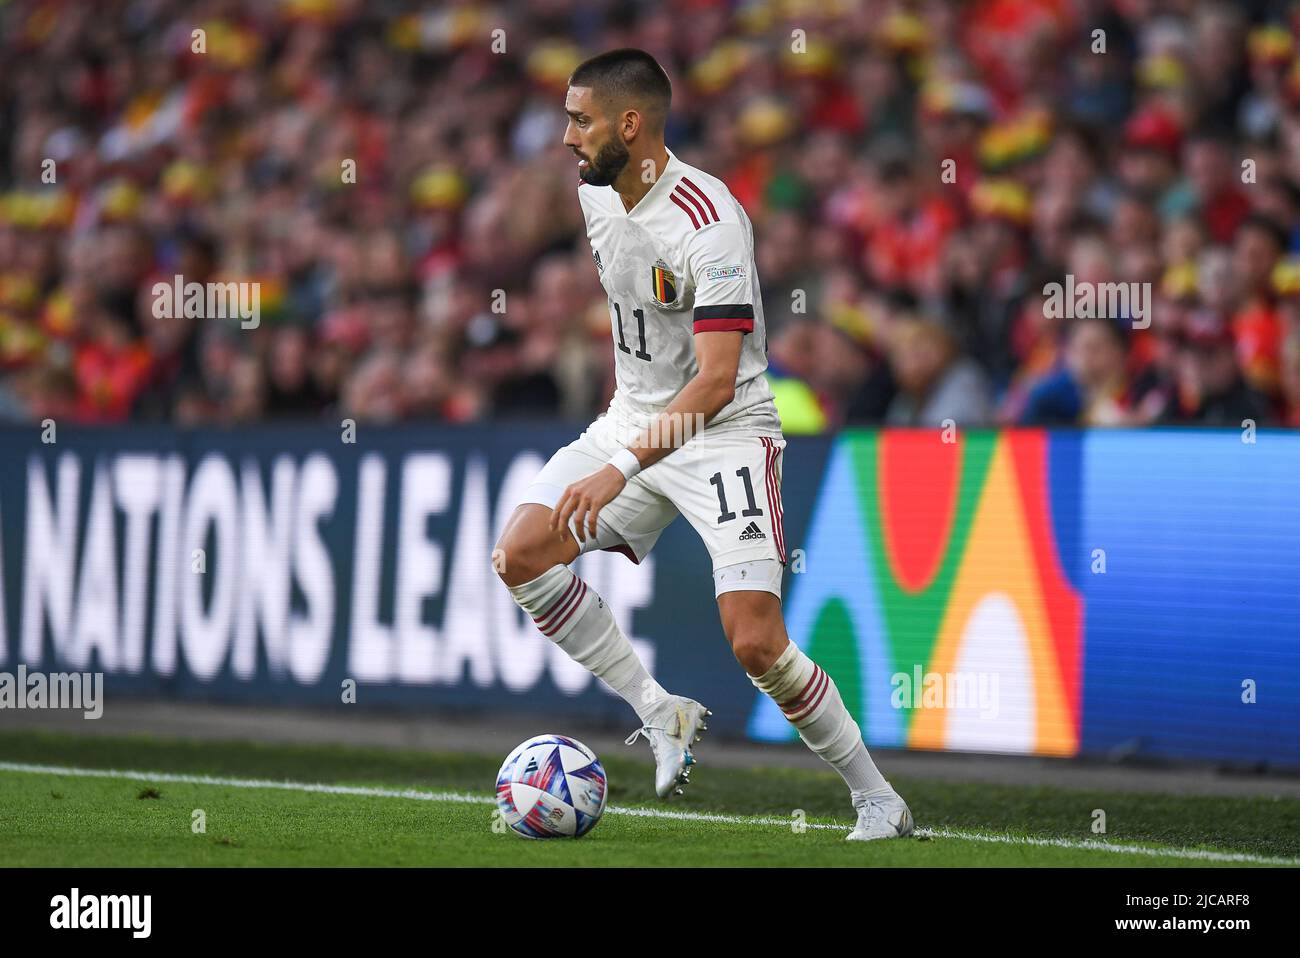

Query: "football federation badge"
<box><xmin>651</xmin><ymin>260</ymin><xmax>678</xmax><ymax>306</ymax></box>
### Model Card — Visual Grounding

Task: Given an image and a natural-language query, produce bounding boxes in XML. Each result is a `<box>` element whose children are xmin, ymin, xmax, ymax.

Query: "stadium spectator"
<box><xmin>885</xmin><ymin>315</ymin><xmax>993</xmax><ymax>427</ymax></box>
<box><xmin>1159</xmin><ymin>308</ymin><xmax>1275</xmax><ymax>426</ymax></box>
<box><xmin>1019</xmin><ymin>315</ymin><xmax>1132</xmax><ymax>426</ymax></box>
<box><xmin>2</xmin><ymin>0</ymin><xmax>1299</xmax><ymax>429</ymax></box>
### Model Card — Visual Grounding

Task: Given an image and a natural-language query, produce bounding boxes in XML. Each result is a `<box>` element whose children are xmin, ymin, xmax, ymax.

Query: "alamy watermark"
<box><xmin>1043</xmin><ymin>275</ymin><xmax>1150</xmax><ymax>329</ymax></box>
<box><xmin>890</xmin><ymin>666</ymin><xmax>1000</xmax><ymax>720</ymax></box>
<box><xmin>151</xmin><ymin>274</ymin><xmax>260</xmax><ymax>329</ymax></box>
<box><xmin>606</xmin><ymin>411</ymin><xmax>708</xmax><ymax>452</ymax></box>
<box><xmin>0</xmin><ymin>665</ymin><xmax>103</xmax><ymax>719</ymax></box>
<box><xmin>50</xmin><ymin>888</ymin><xmax>150</xmax><ymax>938</ymax></box>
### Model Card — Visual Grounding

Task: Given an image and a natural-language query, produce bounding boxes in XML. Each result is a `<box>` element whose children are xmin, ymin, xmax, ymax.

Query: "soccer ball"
<box><xmin>495</xmin><ymin>734</ymin><xmax>608</xmax><ymax>839</ymax></box>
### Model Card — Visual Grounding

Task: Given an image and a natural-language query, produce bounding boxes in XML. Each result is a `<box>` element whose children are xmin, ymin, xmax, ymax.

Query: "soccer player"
<box><xmin>494</xmin><ymin>49</ymin><xmax>913</xmax><ymax>840</ymax></box>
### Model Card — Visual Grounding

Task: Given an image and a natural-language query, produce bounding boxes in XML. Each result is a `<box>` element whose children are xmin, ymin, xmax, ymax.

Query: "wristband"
<box><xmin>607</xmin><ymin>448</ymin><xmax>642</xmax><ymax>480</ymax></box>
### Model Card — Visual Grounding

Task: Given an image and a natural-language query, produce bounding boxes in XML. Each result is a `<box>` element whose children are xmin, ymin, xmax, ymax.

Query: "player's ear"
<box><xmin>621</xmin><ymin>108</ymin><xmax>641</xmax><ymax>142</ymax></box>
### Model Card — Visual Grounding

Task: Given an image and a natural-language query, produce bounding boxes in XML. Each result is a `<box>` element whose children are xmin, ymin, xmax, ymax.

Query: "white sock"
<box><xmin>749</xmin><ymin>642</ymin><xmax>888</xmax><ymax>794</ymax></box>
<box><xmin>509</xmin><ymin>564</ymin><xmax>668</xmax><ymax>723</ymax></box>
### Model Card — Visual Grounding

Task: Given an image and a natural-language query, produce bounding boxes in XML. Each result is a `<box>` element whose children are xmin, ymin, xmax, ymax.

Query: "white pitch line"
<box><xmin>2</xmin><ymin>760</ymin><xmax>1295</xmax><ymax>866</ymax></box>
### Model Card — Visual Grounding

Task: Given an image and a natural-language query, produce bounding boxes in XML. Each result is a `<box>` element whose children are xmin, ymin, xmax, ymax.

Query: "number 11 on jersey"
<box><xmin>613</xmin><ymin>302</ymin><xmax>652</xmax><ymax>362</ymax></box>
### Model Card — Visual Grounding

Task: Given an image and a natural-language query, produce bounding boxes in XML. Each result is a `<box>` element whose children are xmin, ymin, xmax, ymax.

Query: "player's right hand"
<box><xmin>551</xmin><ymin>465</ymin><xmax>626</xmax><ymax>543</ymax></box>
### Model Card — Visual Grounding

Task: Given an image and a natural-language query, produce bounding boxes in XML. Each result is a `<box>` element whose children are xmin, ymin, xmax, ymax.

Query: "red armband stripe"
<box><xmin>693</xmin><ymin>318</ymin><xmax>754</xmax><ymax>333</ymax></box>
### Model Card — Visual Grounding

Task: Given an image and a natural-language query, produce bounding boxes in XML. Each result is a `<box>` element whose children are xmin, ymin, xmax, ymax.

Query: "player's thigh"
<box><xmin>506</xmin><ymin>428</ymin><xmax>679</xmax><ymax>577</ymax></box>
<box><xmin>642</xmin><ymin>434</ymin><xmax>788</xmax><ymax>575</ymax></box>
<box><xmin>494</xmin><ymin>503</ymin><xmax>581</xmax><ymax>587</ymax></box>
<box><xmin>498</xmin><ymin>436</ymin><xmax>605</xmax><ymax>585</ymax></box>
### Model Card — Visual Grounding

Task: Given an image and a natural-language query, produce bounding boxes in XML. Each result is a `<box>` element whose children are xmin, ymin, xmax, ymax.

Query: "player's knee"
<box><xmin>726</xmin><ymin>625</ymin><xmax>786</xmax><ymax>676</ymax></box>
<box><xmin>493</xmin><ymin>509</ymin><xmax>575</xmax><ymax>588</ymax></box>
<box><xmin>728</xmin><ymin>632</ymin><xmax>774</xmax><ymax>676</ymax></box>
<box><xmin>493</xmin><ymin>533</ymin><xmax>545</xmax><ymax>588</ymax></box>
<box><xmin>719</xmin><ymin>590</ymin><xmax>786</xmax><ymax>673</ymax></box>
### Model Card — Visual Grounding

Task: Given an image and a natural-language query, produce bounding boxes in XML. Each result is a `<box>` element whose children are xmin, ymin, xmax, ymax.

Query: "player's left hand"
<box><xmin>551</xmin><ymin>465</ymin><xmax>626</xmax><ymax>543</ymax></box>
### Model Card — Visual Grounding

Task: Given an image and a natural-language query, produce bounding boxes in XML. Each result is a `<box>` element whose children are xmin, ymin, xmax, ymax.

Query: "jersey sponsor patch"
<box><xmin>703</xmin><ymin>264</ymin><xmax>746</xmax><ymax>282</ymax></box>
<box><xmin>651</xmin><ymin>261</ymin><xmax>678</xmax><ymax>305</ymax></box>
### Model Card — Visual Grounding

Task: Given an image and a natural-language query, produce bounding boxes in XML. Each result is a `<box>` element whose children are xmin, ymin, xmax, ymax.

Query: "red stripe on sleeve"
<box><xmin>679</xmin><ymin>177</ymin><xmax>719</xmax><ymax>222</ymax></box>
<box><xmin>673</xmin><ymin>185</ymin><xmax>712</xmax><ymax>226</ymax></box>
<box><xmin>669</xmin><ymin>192</ymin><xmax>700</xmax><ymax>229</ymax></box>
<box><xmin>693</xmin><ymin>318</ymin><xmax>754</xmax><ymax>334</ymax></box>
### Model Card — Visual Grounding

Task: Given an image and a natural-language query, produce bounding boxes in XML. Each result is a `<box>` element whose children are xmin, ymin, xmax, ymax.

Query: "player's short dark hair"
<box><xmin>569</xmin><ymin>48</ymin><xmax>671</xmax><ymax>134</ymax></box>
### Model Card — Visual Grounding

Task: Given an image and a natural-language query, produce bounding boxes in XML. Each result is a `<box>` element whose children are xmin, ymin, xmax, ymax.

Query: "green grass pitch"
<box><xmin>1</xmin><ymin>730</ymin><xmax>1297</xmax><ymax>867</ymax></box>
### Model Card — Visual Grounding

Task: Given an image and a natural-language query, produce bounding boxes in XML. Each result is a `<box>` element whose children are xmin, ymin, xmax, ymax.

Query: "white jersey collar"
<box><xmin>614</xmin><ymin>146</ymin><xmax>684</xmax><ymax>218</ymax></box>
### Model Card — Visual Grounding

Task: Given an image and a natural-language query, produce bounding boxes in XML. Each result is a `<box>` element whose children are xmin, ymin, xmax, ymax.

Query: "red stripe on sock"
<box><xmin>539</xmin><ymin>580</ymin><xmax>583</xmax><ymax>635</ymax></box>
<box><xmin>787</xmin><ymin>669</ymin><xmax>830</xmax><ymax>722</ymax></box>
<box><xmin>780</xmin><ymin>665</ymin><xmax>824</xmax><ymax>716</ymax></box>
<box><xmin>534</xmin><ymin>575</ymin><xmax>579</xmax><ymax>632</ymax></box>
<box><xmin>543</xmin><ymin>581</ymin><xmax>588</xmax><ymax>635</ymax></box>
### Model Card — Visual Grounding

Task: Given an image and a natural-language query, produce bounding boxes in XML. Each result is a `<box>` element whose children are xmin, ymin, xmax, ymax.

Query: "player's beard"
<box><xmin>577</xmin><ymin>135</ymin><xmax>631</xmax><ymax>187</ymax></box>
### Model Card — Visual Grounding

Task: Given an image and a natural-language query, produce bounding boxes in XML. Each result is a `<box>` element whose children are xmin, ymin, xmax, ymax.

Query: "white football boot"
<box><xmin>623</xmin><ymin>695</ymin><xmax>711</xmax><ymax>798</ymax></box>
<box><xmin>846</xmin><ymin>785</ymin><xmax>914</xmax><ymax>841</ymax></box>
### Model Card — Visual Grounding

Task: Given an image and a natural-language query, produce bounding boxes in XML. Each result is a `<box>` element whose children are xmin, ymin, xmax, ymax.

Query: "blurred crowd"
<box><xmin>5</xmin><ymin>0</ymin><xmax>1300</xmax><ymax>430</ymax></box>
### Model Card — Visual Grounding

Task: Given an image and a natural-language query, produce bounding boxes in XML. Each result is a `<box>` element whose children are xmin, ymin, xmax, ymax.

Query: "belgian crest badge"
<box><xmin>651</xmin><ymin>259</ymin><xmax>678</xmax><ymax>306</ymax></box>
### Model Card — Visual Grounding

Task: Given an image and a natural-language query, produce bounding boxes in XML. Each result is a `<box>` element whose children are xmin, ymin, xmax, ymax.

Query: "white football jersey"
<box><xmin>578</xmin><ymin>147</ymin><xmax>783</xmax><ymax>441</ymax></box>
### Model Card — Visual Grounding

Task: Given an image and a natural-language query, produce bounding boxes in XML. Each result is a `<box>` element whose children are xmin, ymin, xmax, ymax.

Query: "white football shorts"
<box><xmin>520</xmin><ymin>416</ymin><xmax>788</xmax><ymax>596</ymax></box>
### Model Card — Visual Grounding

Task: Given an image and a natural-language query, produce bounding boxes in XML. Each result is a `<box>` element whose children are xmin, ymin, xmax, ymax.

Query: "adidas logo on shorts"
<box><xmin>738</xmin><ymin>521</ymin><xmax>766</xmax><ymax>541</ymax></box>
